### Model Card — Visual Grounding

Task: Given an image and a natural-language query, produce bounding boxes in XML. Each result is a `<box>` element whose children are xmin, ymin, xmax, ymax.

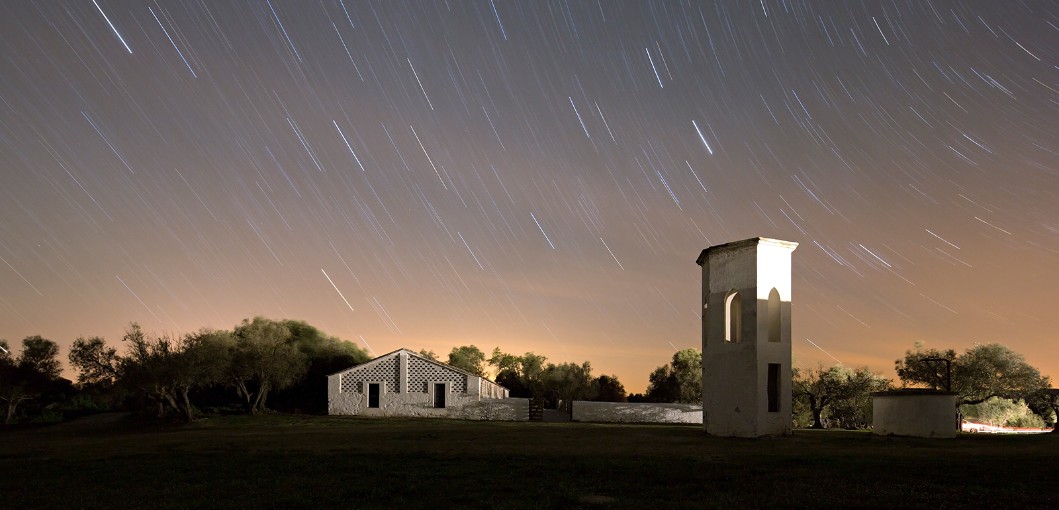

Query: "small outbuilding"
<box><xmin>872</xmin><ymin>389</ymin><xmax>958</xmax><ymax>438</ymax></box>
<box><xmin>327</xmin><ymin>348</ymin><xmax>527</xmax><ymax>420</ymax></box>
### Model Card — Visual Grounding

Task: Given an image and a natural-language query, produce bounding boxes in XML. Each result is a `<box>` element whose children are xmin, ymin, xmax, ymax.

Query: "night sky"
<box><xmin>1</xmin><ymin>1</ymin><xmax>1056</xmax><ymax>391</ymax></box>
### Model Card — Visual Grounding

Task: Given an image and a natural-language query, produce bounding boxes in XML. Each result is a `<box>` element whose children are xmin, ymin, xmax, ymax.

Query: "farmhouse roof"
<box><xmin>328</xmin><ymin>347</ymin><xmax>497</xmax><ymax>383</ymax></box>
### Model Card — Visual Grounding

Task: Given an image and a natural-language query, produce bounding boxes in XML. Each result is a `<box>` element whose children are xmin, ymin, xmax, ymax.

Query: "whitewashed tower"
<box><xmin>696</xmin><ymin>237</ymin><xmax>798</xmax><ymax>437</ymax></box>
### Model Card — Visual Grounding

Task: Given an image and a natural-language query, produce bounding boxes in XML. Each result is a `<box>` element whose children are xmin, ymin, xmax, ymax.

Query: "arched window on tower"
<box><xmin>768</xmin><ymin>288</ymin><xmax>781</xmax><ymax>343</ymax></box>
<box><xmin>724</xmin><ymin>290</ymin><xmax>742</xmax><ymax>343</ymax></box>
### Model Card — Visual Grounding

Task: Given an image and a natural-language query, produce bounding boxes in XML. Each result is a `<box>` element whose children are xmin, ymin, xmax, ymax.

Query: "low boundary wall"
<box><xmin>872</xmin><ymin>390</ymin><xmax>957</xmax><ymax>438</ymax></box>
<box><xmin>571</xmin><ymin>401</ymin><xmax>702</xmax><ymax>424</ymax></box>
<box><xmin>455</xmin><ymin>398</ymin><xmax>530</xmax><ymax>421</ymax></box>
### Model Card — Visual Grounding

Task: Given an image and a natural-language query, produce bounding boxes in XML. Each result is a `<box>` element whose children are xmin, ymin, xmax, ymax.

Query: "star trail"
<box><xmin>0</xmin><ymin>1</ymin><xmax>1056</xmax><ymax>390</ymax></box>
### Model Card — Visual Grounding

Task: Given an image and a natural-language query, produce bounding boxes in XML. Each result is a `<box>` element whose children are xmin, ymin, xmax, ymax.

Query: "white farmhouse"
<box><xmin>327</xmin><ymin>348</ymin><xmax>527</xmax><ymax>420</ymax></box>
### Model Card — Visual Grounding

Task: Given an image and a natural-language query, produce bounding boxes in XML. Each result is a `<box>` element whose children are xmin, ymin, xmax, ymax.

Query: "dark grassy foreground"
<box><xmin>2</xmin><ymin>414</ymin><xmax>1055</xmax><ymax>509</ymax></box>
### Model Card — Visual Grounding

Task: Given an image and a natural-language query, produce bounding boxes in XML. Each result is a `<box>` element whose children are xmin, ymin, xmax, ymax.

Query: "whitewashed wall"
<box><xmin>327</xmin><ymin>370</ymin><xmax>527</xmax><ymax>421</ymax></box>
<box><xmin>571</xmin><ymin>401</ymin><xmax>703</xmax><ymax>424</ymax></box>
<box><xmin>873</xmin><ymin>391</ymin><xmax>957</xmax><ymax>438</ymax></box>
<box><xmin>454</xmin><ymin>398</ymin><xmax>530</xmax><ymax>421</ymax></box>
<box><xmin>700</xmin><ymin>238</ymin><xmax>797</xmax><ymax>438</ymax></box>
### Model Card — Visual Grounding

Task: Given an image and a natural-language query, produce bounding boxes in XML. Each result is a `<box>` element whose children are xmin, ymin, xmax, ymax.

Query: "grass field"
<box><xmin>2</xmin><ymin>413</ymin><xmax>1056</xmax><ymax>509</ymax></box>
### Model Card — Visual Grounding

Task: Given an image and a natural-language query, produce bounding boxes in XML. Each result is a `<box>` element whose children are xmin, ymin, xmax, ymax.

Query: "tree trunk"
<box><xmin>235</xmin><ymin>380</ymin><xmax>256</xmax><ymax>413</ymax></box>
<box><xmin>808</xmin><ymin>395</ymin><xmax>827</xmax><ymax>429</ymax></box>
<box><xmin>179</xmin><ymin>386</ymin><xmax>194</xmax><ymax>422</ymax></box>
<box><xmin>810</xmin><ymin>407</ymin><xmax>825</xmax><ymax>429</ymax></box>
<box><xmin>251</xmin><ymin>382</ymin><xmax>270</xmax><ymax>414</ymax></box>
<box><xmin>4</xmin><ymin>399</ymin><xmax>17</xmax><ymax>425</ymax></box>
<box><xmin>161</xmin><ymin>390</ymin><xmax>181</xmax><ymax>420</ymax></box>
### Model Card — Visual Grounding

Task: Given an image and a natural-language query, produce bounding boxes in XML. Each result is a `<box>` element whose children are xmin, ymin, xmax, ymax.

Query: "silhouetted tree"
<box><xmin>18</xmin><ymin>336</ymin><xmax>61</xmax><ymax>380</ymax></box>
<box><xmin>170</xmin><ymin>330</ymin><xmax>232</xmax><ymax>421</ymax></box>
<box><xmin>0</xmin><ymin>336</ymin><xmax>65</xmax><ymax>424</ymax></box>
<box><xmin>70</xmin><ymin>318</ymin><xmax>370</xmax><ymax>418</ymax></box>
<box><xmin>795</xmin><ymin>365</ymin><xmax>891</xmax><ymax>429</ymax></box>
<box><xmin>418</xmin><ymin>349</ymin><xmax>438</xmax><ymax>361</ymax></box>
<box><xmin>646</xmin><ymin>349</ymin><xmax>701</xmax><ymax>403</ymax></box>
<box><xmin>963</xmin><ymin>397</ymin><xmax>1045</xmax><ymax>428</ymax></box>
<box><xmin>69</xmin><ymin>336</ymin><xmax>120</xmax><ymax>386</ymax></box>
<box><xmin>895</xmin><ymin>343</ymin><xmax>1049</xmax><ymax>406</ymax></box>
<box><xmin>646</xmin><ymin>365</ymin><xmax>678</xmax><ymax>403</ymax></box>
<box><xmin>829</xmin><ymin>367</ymin><xmax>892</xmax><ymax>429</ymax></box>
<box><xmin>270</xmin><ymin>320</ymin><xmax>370</xmax><ymax>414</ymax></box>
<box><xmin>448</xmin><ymin>345</ymin><xmax>487</xmax><ymax>376</ymax></box>
<box><xmin>794</xmin><ymin>365</ymin><xmax>838</xmax><ymax>429</ymax></box>
<box><xmin>231</xmin><ymin>317</ymin><xmax>306</xmax><ymax>414</ymax></box>
<box><xmin>1025</xmin><ymin>389</ymin><xmax>1059</xmax><ymax>432</ymax></box>
<box><xmin>68</xmin><ymin>335</ymin><xmax>127</xmax><ymax>412</ymax></box>
<box><xmin>488</xmin><ymin>348</ymin><xmax>547</xmax><ymax>400</ymax></box>
<box><xmin>115</xmin><ymin>323</ymin><xmax>184</xmax><ymax>418</ymax></box>
<box><xmin>114</xmin><ymin>324</ymin><xmax>227</xmax><ymax>421</ymax></box>
<box><xmin>495</xmin><ymin>369</ymin><xmax>531</xmax><ymax>398</ymax></box>
<box><xmin>541</xmin><ymin>361</ymin><xmax>594</xmax><ymax>410</ymax></box>
<box><xmin>591</xmin><ymin>375</ymin><xmax>626</xmax><ymax>402</ymax></box>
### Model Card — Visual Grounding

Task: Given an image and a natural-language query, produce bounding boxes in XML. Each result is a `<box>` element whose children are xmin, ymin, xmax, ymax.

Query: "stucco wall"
<box><xmin>571</xmin><ymin>401</ymin><xmax>703</xmax><ymax>424</ymax></box>
<box><xmin>327</xmin><ymin>372</ymin><xmax>526</xmax><ymax>420</ymax></box>
<box><xmin>700</xmin><ymin>238</ymin><xmax>797</xmax><ymax>437</ymax></box>
<box><xmin>453</xmin><ymin>398</ymin><xmax>529</xmax><ymax>421</ymax></box>
<box><xmin>873</xmin><ymin>392</ymin><xmax>957</xmax><ymax>438</ymax></box>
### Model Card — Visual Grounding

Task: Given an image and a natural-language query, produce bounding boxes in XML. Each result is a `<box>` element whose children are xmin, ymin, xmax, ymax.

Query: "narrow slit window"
<box><xmin>725</xmin><ymin>290</ymin><xmax>742</xmax><ymax>342</ymax></box>
<box><xmin>767</xmin><ymin>364</ymin><xmax>780</xmax><ymax>413</ymax></box>
<box><xmin>768</xmin><ymin>288</ymin><xmax>781</xmax><ymax>343</ymax></box>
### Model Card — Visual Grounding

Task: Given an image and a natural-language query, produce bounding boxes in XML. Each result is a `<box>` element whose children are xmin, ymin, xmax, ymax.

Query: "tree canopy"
<box><xmin>1</xmin><ymin>336</ymin><xmax>67</xmax><ymax>424</ymax></box>
<box><xmin>66</xmin><ymin>317</ymin><xmax>369</xmax><ymax>420</ymax></box>
<box><xmin>541</xmin><ymin>361</ymin><xmax>594</xmax><ymax>411</ymax></box>
<box><xmin>448</xmin><ymin>345</ymin><xmax>487</xmax><ymax>376</ymax></box>
<box><xmin>591</xmin><ymin>374</ymin><xmax>626</xmax><ymax>402</ymax></box>
<box><xmin>645</xmin><ymin>349</ymin><xmax>701</xmax><ymax>403</ymax></box>
<box><xmin>962</xmin><ymin>397</ymin><xmax>1046</xmax><ymax>428</ymax></box>
<box><xmin>230</xmin><ymin>318</ymin><xmax>306</xmax><ymax>414</ymax></box>
<box><xmin>485</xmin><ymin>348</ymin><xmax>625</xmax><ymax>407</ymax></box>
<box><xmin>794</xmin><ymin>364</ymin><xmax>891</xmax><ymax>429</ymax></box>
<box><xmin>895</xmin><ymin>343</ymin><xmax>1049</xmax><ymax>406</ymax></box>
<box><xmin>1025</xmin><ymin>389</ymin><xmax>1059</xmax><ymax>431</ymax></box>
<box><xmin>488</xmin><ymin>348</ymin><xmax>548</xmax><ymax>399</ymax></box>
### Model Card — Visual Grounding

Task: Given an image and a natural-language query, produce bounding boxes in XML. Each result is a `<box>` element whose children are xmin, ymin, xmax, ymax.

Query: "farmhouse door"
<box><xmin>434</xmin><ymin>383</ymin><xmax>446</xmax><ymax>408</ymax></box>
<box><xmin>368</xmin><ymin>383</ymin><xmax>380</xmax><ymax>408</ymax></box>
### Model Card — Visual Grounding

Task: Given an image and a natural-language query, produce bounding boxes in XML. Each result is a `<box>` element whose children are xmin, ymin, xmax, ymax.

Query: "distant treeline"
<box><xmin>2</xmin><ymin>318</ymin><xmax>370</xmax><ymax>424</ymax></box>
<box><xmin>1</xmin><ymin>320</ymin><xmax>1056</xmax><ymax>430</ymax></box>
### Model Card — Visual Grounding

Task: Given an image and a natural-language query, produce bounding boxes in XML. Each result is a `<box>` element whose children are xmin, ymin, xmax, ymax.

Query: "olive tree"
<box><xmin>895</xmin><ymin>343</ymin><xmax>1049</xmax><ymax>406</ymax></box>
<box><xmin>488</xmin><ymin>348</ymin><xmax>548</xmax><ymax>399</ymax></box>
<box><xmin>540</xmin><ymin>361</ymin><xmax>594</xmax><ymax>411</ymax></box>
<box><xmin>231</xmin><ymin>317</ymin><xmax>306</xmax><ymax>414</ymax></box>
<box><xmin>1025</xmin><ymin>389</ymin><xmax>1059</xmax><ymax>432</ymax></box>
<box><xmin>69</xmin><ymin>336</ymin><xmax>120</xmax><ymax>386</ymax></box>
<box><xmin>645</xmin><ymin>349</ymin><xmax>701</xmax><ymax>403</ymax></box>
<box><xmin>795</xmin><ymin>364</ymin><xmax>891</xmax><ymax>429</ymax></box>
<box><xmin>591</xmin><ymin>374</ymin><xmax>626</xmax><ymax>402</ymax></box>
<box><xmin>448</xmin><ymin>345</ymin><xmax>487</xmax><ymax>376</ymax></box>
<box><xmin>269</xmin><ymin>320</ymin><xmax>370</xmax><ymax>414</ymax></box>
<box><xmin>0</xmin><ymin>336</ymin><xmax>64</xmax><ymax>424</ymax></box>
<box><xmin>96</xmin><ymin>324</ymin><xmax>230</xmax><ymax>421</ymax></box>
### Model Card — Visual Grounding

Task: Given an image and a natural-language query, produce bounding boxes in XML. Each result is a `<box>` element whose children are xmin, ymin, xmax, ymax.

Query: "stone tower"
<box><xmin>696</xmin><ymin>237</ymin><xmax>798</xmax><ymax>437</ymax></box>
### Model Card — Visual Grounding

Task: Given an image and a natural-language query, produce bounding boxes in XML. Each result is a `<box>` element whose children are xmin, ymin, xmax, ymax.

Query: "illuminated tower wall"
<box><xmin>696</xmin><ymin>238</ymin><xmax>798</xmax><ymax>437</ymax></box>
